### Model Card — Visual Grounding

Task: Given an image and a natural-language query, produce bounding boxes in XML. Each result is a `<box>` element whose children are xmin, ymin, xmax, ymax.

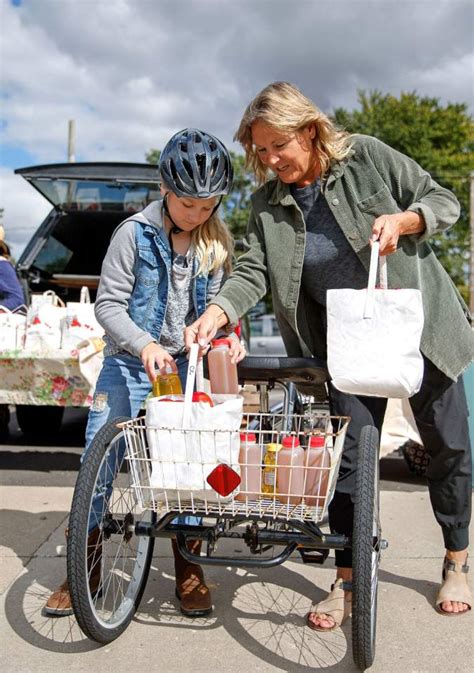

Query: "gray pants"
<box><xmin>328</xmin><ymin>356</ymin><xmax>472</xmax><ymax>567</ymax></box>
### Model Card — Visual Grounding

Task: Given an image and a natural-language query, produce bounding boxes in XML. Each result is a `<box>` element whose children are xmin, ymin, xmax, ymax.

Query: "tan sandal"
<box><xmin>435</xmin><ymin>556</ymin><xmax>472</xmax><ymax>616</ymax></box>
<box><xmin>306</xmin><ymin>578</ymin><xmax>352</xmax><ymax>632</ymax></box>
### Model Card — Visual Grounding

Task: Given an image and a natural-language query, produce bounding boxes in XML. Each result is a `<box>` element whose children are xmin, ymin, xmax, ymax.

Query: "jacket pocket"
<box><xmin>135</xmin><ymin>248</ymin><xmax>161</xmax><ymax>286</ymax></box>
<box><xmin>357</xmin><ymin>186</ymin><xmax>398</xmax><ymax>215</ymax></box>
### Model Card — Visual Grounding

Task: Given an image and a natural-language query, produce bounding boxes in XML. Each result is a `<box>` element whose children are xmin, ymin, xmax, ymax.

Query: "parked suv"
<box><xmin>15</xmin><ymin>162</ymin><xmax>160</xmax><ymax>303</ymax></box>
<box><xmin>6</xmin><ymin>162</ymin><xmax>160</xmax><ymax>434</ymax></box>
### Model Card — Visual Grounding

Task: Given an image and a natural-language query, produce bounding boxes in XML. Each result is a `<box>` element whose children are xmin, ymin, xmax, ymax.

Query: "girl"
<box><xmin>45</xmin><ymin>128</ymin><xmax>245</xmax><ymax>619</ymax></box>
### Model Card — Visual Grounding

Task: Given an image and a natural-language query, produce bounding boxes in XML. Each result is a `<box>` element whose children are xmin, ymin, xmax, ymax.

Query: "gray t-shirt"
<box><xmin>290</xmin><ymin>180</ymin><xmax>367</xmax><ymax>306</ymax></box>
<box><xmin>159</xmin><ymin>248</ymin><xmax>197</xmax><ymax>355</ymax></box>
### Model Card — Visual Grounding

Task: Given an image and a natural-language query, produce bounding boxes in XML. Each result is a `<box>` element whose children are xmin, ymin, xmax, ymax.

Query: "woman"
<box><xmin>45</xmin><ymin>128</ymin><xmax>245</xmax><ymax>619</ymax></box>
<box><xmin>185</xmin><ymin>82</ymin><xmax>473</xmax><ymax>629</ymax></box>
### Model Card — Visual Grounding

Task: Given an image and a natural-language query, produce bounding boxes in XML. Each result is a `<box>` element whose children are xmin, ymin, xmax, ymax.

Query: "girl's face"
<box><xmin>251</xmin><ymin>120</ymin><xmax>320</xmax><ymax>187</ymax></box>
<box><xmin>164</xmin><ymin>190</ymin><xmax>218</xmax><ymax>231</ymax></box>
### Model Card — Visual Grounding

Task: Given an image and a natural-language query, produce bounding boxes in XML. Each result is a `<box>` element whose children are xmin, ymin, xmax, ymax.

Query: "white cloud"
<box><xmin>1</xmin><ymin>0</ymin><xmax>473</xmax><ymax>254</ymax></box>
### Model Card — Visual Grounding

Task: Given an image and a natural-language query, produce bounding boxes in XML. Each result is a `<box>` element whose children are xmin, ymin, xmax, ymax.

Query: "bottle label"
<box><xmin>264</xmin><ymin>469</ymin><xmax>275</xmax><ymax>486</ymax></box>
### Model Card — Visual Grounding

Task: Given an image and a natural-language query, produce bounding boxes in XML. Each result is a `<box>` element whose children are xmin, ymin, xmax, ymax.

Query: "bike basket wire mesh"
<box><xmin>120</xmin><ymin>412</ymin><xmax>349</xmax><ymax>523</ymax></box>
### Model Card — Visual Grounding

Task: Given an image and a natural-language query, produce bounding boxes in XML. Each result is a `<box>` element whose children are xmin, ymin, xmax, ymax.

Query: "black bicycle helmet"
<box><xmin>159</xmin><ymin>128</ymin><xmax>233</xmax><ymax>199</ymax></box>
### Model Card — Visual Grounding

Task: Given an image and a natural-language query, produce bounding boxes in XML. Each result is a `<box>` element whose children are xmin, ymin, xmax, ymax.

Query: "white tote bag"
<box><xmin>0</xmin><ymin>306</ymin><xmax>27</xmax><ymax>351</ymax></box>
<box><xmin>24</xmin><ymin>292</ymin><xmax>66</xmax><ymax>352</ymax></box>
<box><xmin>326</xmin><ymin>242</ymin><xmax>424</xmax><ymax>398</ymax></box>
<box><xmin>146</xmin><ymin>344</ymin><xmax>243</xmax><ymax>499</ymax></box>
<box><xmin>61</xmin><ymin>286</ymin><xmax>104</xmax><ymax>352</ymax></box>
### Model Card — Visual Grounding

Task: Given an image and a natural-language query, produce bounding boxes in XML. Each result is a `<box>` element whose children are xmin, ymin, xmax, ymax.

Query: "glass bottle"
<box><xmin>261</xmin><ymin>443</ymin><xmax>282</xmax><ymax>495</ymax></box>
<box><xmin>152</xmin><ymin>365</ymin><xmax>183</xmax><ymax>397</ymax></box>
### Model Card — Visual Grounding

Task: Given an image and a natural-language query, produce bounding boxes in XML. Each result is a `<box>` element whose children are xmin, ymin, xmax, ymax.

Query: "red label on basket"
<box><xmin>206</xmin><ymin>464</ymin><xmax>241</xmax><ymax>496</ymax></box>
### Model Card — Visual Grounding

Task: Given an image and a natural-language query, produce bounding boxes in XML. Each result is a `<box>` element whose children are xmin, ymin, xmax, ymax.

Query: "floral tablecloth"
<box><xmin>0</xmin><ymin>340</ymin><xmax>104</xmax><ymax>407</ymax></box>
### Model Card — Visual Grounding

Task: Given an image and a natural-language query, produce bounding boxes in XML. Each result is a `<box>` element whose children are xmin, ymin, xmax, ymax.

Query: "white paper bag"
<box><xmin>24</xmin><ymin>293</ymin><xmax>66</xmax><ymax>352</ymax></box>
<box><xmin>61</xmin><ymin>286</ymin><xmax>104</xmax><ymax>352</ymax></box>
<box><xmin>0</xmin><ymin>306</ymin><xmax>27</xmax><ymax>351</ymax></box>
<box><xmin>146</xmin><ymin>345</ymin><xmax>243</xmax><ymax>499</ymax></box>
<box><xmin>326</xmin><ymin>242</ymin><xmax>424</xmax><ymax>398</ymax></box>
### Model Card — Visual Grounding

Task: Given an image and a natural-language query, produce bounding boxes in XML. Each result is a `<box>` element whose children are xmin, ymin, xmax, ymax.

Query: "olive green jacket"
<box><xmin>213</xmin><ymin>135</ymin><xmax>474</xmax><ymax>380</ymax></box>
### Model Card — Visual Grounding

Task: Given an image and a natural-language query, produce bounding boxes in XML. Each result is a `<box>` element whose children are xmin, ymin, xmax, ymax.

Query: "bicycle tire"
<box><xmin>68</xmin><ymin>417</ymin><xmax>155</xmax><ymax>643</ymax></box>
<box><xmin>352</xmin><ymin>424</ymin><xmax>381</xmax><ymax>671</ymax></box>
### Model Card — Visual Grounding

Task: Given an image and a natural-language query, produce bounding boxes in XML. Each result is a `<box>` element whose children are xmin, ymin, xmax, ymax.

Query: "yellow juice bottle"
<box><xmin>262</xmin><ymin>443</ymin><xmax>282</xmax><ymax>495</ymax></box>
<box><xmin>152</xmin><ymin>367</ymin><xmax>183</xmax><ymax>397</ymax></box>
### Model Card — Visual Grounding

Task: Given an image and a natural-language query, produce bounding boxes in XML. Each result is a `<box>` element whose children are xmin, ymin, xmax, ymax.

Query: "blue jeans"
<box><xmin>84</xmin><ymin>351</ymin><xmax>200</xmax><ymax>531</ymax></box>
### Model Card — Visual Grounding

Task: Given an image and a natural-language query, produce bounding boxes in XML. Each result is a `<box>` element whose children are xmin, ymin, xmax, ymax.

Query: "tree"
<box><xmin>333</xmin><ymin>91</ymin><xmax>473</xmax><ymax>301</ymax></box>
<box><xmin>145</xmin><ymin>148</ymin><xmax>255</xmax><ymax>243</ymax></box>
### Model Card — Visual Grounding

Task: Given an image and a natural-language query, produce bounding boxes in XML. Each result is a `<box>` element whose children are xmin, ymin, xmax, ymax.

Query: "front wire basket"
<box><xmin>120</xmin><ymin>411</ymin><xmax>349</xmax><ymax>524</ymax></box>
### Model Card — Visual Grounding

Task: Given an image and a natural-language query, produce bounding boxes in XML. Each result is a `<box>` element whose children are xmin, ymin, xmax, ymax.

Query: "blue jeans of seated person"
<box><xmin>84</xmin><ymin>351</ymin><xmax>200</xmax><ymax>532</ymax></box>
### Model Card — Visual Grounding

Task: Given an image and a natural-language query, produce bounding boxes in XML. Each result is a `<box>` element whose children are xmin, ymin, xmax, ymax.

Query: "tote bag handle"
<box><xmin>182</xmin><ymin>343</ymin><xmax>201</xmax><ymax>427</ymax></box>
<box><xmin>364</xmin><ymin>241</ymin><xmax>388</xmax><ymax>318</ymax></box>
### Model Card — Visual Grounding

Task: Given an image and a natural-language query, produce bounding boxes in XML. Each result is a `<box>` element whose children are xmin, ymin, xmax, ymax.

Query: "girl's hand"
<box><xmin>228</xmin><ymin>334</ymin><xmax>246</xmax><ymax>364</ymax></box>
<box><xmin>140</xmin><ymin>342</ymin><xmax>176</xmax><ymax>383</ymax></box>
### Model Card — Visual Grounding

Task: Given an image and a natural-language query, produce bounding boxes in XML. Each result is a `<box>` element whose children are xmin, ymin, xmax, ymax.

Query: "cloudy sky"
<box><xmin>1</xmin><ymin>0</ymin><xmax>473</xmax><ymax>257</ymax></box>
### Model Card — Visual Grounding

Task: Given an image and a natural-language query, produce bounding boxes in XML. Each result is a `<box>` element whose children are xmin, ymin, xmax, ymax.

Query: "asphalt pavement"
<box><xmin>0</xmin><ymin>407</ymin><xmax>472</xmax><ymax>673</ymax></box>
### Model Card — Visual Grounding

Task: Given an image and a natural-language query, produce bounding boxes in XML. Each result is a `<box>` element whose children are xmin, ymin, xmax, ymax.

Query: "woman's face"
<box><xmin>251</xmin><ymin>120</ymin><xmax>320</xmax><ymax>187</ymax></box>
<box><xmin>163</xmin><ymin>190</ymin><xmax>217</xmax><ymax>232</ymax></box>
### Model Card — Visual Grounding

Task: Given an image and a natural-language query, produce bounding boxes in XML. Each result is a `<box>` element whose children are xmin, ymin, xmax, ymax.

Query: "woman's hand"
<box><xmin>140</xmin><ymin>342</ymin><xmax>176</xmax><ymax>383</ymax></box>
<box><xmin>184</xmin><ymin>306</ymin><xmax>229</xmax><ymax>354</ymax></box>
<box><xmin>371</xmin><ymin>211</ymin><xmax>425</xmax><ymax>255</ymax></box>
<box><xmin>228</xmin><ymin>334</ymin><xmax>247</xmax><ymax>364</ymax></box>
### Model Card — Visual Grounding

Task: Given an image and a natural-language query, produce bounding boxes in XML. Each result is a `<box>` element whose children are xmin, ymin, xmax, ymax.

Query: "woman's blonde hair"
<box><xmin>234</xmin><ymin>81</ymin><xmax>353</xmax><ymax>184</ymax></box>
<box><xmin>192</xmin><ymin>211</ymin><xmax>234</xmax><ymax>276</ymax></box>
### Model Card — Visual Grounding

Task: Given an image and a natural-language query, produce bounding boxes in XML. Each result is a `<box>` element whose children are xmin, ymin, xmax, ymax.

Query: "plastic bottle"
<box><xmin>277</xmin><ymin>435</ymin><xmax>305</xmax><ymax>505</ymax></box>
<box><xmin>207</xmin><ymin>338</ymin><xmax>239</xmax><ymax>394</ymax></box>
<box><xmin>261</xmin><ymin>443</ymin><xmax>282</xmax><ymax>495</ymax></box>
<box><xmin>304</xmin><ymin>434</ymin><xmax>331</xmax><ymax>507</ymax></box>
<box><xmin>237</xmin><ymin>432</ymin><xmax>262</xmax><ymax>500</ymax></box>
<box><xmin>152</xmin><ymin>366</ymin><xmax>183</xmax><ymax>397</ymax></box>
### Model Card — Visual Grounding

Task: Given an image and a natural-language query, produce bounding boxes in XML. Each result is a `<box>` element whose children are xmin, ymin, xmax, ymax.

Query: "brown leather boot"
<box><xmin>172</xmin><ymin>538</ymin><xmax>212</xmax><ymax>617</ymax></box>
<box><xmin>44</xmin><ymin>527</ymin><xmax>102</xmax><ymax>617</ymax></box>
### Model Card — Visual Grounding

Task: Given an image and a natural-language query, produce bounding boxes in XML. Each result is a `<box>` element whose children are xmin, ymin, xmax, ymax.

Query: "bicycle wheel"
<box><xmin>352</xmin><ymin>424</ymin><xmax>381</xmax><ymax>671</ymax></box>
<box><xmin>68</xmin><ymin>417</ymin><xmax>155</xmax><ymax>643</ymax></box>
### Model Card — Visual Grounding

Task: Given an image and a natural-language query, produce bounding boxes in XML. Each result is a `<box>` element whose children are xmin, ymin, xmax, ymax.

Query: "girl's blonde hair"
<box><xmin>192</xmin><ymin>211</ymin><xmax>234</xmax><ymax>276</ymax></box>
<box><xmin>234</xmin><ymin>81</ymin><xmax>352</xmax><ymax>184</ymax></box>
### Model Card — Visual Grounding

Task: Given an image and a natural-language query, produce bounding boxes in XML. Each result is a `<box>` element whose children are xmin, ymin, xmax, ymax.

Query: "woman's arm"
<box><xmin>365</xmin><ymin>137</ymin><xmax>460</xmax><ymax>255</ymax></box>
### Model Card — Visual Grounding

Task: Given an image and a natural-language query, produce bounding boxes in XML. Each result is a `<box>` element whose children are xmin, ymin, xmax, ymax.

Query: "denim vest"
<box><xmin>127</xmin><ymin>221</ymin><xmax>209</xmax><ymax>343</ymax></box>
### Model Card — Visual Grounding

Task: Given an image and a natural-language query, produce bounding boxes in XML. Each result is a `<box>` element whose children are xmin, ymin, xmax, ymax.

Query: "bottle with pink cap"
<box><xmin>304</xmin><ymin>433</ymin><xmax>331</xmax><ymax>507</ymax></box>
<box><xmin>237</xmin><ymin>432</ymin><xmax>262</xmax><ymax>500</ymax></box>
<box><xmin>208</xmin><ymin>338</ymin><xmax>239</xmax><ymax>394</ymax></box>
<box><xmin>276</xmin><ymin>435</ymin><xmax>305</xmax><ymax>505</ymax></box>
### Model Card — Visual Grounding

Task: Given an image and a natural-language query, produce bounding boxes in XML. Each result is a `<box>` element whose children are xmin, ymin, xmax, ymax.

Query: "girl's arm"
<box><xmin>94</xmin><ymin>222</ymin><xmax>156</xmax><ymax>357</ymax></box>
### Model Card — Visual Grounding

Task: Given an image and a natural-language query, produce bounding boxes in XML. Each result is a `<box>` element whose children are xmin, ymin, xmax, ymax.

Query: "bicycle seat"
<box><xmin>237</xmin><ymin>356</ymin><xmax>328</xmax><ymax>385</ymax></box>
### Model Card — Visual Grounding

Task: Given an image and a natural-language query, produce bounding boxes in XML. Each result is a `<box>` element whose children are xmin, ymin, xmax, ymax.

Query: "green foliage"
<box><xmin>333</xmin><ymin>91</ymin><xmax>473</xmax><ymax>300</ymax></box>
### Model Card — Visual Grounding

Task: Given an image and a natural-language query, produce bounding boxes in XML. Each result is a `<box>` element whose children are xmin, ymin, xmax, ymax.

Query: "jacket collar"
<box><xmin>266</xmin><ymin>155</ymin><xmax>350</xmax><ymax>205</ymax></box>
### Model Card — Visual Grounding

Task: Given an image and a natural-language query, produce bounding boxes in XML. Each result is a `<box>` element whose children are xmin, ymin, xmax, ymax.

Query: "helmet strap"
<box><xmin>163</xmin><ymin>193</ymin><xmax>184</xmax><ymax>234</ymax></box>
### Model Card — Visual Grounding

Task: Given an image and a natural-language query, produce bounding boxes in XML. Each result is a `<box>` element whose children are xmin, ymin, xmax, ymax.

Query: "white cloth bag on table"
<box><xmin>61</xmin><ymin>286</ymin><xmax>104</xmax><ymax>352</ymax></box>
<box><xmin>24</xmin><ymin>292</ymin><xmax>66</xmax><ymax>352</ymax></box>
<box><xmin>326</xmin><ymin>241</ymin><xmax>424</xmax><ymax>398</ymax></box>
<box><xmin>146</xmin><ymin>344</ymin><xmax>243</xmax><ymax>499</ymax></box>
<box><xmin>0</xmin><ymin>306</ymin><xmax>27</xmax><ymax>351</ymax></box>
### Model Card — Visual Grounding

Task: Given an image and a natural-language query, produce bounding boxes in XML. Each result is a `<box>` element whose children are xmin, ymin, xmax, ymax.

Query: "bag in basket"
<box><xmin>146</xmin><ymin>345</ymin><xmax>243</xmax><ymax>500</ymax></box>
<box><xmin>326</xmin><ymin>241</ymin><xmax>424</xmax><ymax>398</ymax></box>
<box><xmin>61</xmin><ymin>286</ymin><xmax>104</xmax><ymax>352</ymax></box>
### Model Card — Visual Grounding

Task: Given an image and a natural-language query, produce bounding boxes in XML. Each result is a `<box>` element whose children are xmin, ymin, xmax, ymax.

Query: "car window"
<box><xmin>271</xmin><ymin>318</ymin><xmax>281</xmax><ymax>336</ymax></box>
<box><xmin>29</xmin><ymin>178</ymin><xmax>158</xmax><ymax>212</ymax></box>
<box><xmin>33</xmin><ymin>237</ymin><xmax>73</xmax><ymax>273</ymax></box>
<box><xmin>250</xmin><ymin>319</ymin><xmax>263</xmax><ymax>336</ymax></box>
